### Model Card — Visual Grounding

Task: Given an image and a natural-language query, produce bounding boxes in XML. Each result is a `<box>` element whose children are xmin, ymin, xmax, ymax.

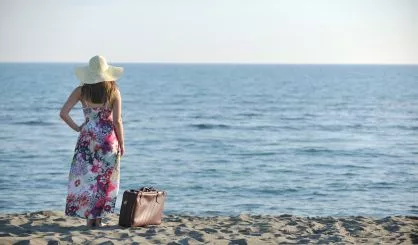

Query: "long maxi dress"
<box><xmin>65</xmin><ymin>103</ymin><xmax>120</xmax><ymax>219</ymax></box>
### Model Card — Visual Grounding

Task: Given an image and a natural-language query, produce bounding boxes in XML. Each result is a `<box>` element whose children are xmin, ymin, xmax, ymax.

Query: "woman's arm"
<box><xmin>60</xmin><ymin>87</ymin><xmax>83</xmax><ymax>132</ymax></box>
<box><xmin>112</xmin><ymin>89</ymin><xmax>125</xmax><ymax>156</ymax></box>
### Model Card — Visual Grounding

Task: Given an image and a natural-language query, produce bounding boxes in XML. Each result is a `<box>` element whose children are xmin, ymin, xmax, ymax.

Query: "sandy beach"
<box><xmin>0</xmin><ymin>211</ymin><xmax>416</xmax><ymax>244</ymax></box>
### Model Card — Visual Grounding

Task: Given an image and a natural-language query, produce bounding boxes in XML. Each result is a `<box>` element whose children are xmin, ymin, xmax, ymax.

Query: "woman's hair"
<box><xmin>81</xmin><ymin>81</ymin><xmax>117</xmax><ymax>105</ymax></box>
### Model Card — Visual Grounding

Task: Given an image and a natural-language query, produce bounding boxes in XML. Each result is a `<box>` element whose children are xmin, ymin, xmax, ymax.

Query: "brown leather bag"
<box><xmin>119</xmin><ymin>187</ymin><xmax>167</xmax><ymax>227</ymax></box>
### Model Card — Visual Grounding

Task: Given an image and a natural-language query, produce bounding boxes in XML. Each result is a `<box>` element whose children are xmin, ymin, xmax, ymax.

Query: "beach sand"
<box><xmin>0</xmin><ymin>211</ymin><xmax>417</xmax><ymax>244</ymax></box>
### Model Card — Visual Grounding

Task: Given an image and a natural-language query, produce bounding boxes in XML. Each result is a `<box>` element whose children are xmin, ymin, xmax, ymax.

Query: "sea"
<box><xmin>0</xmin><ymin>63</ymin><xmax>417</xmax><ymax>217</ymax></box>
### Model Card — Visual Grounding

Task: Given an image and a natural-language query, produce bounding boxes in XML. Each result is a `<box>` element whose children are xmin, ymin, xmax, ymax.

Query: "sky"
<box><xmin>0</xmin><ymin>0</ymin><xmax>417</xmax><ymax>64</ymax></box>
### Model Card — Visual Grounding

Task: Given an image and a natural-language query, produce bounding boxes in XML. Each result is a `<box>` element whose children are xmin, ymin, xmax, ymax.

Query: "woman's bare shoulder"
<box><xmin>76</xmin><ymin>86</ymin><xmax>83</xmax><ymax>97</ymax></box>
<box><xmin>69</xmin><ymin>86</ymin><xmax>81</xmax><ymax>93</ymax></box>
<box><xmin>68</xmin><ymin>86</ymin><xmax>82</xmax><ymax>98</ymax></box>
<box><xmin>114</xmin><ymin>87</ymin><xmax>121</xmax><ymax>98</ymax></box>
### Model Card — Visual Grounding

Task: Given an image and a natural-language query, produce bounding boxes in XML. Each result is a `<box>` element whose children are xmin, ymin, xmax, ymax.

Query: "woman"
<box><xmin>60</xmin><ymin>55</ymin><xmax>125</xmax><ymax>227</ymax></box>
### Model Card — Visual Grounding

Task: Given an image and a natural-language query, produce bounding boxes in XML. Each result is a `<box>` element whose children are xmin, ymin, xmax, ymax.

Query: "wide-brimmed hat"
<box><xmin>75</xmin><ymin>55</ymin><xmax>124</xmax><ymax>85</ymax></box>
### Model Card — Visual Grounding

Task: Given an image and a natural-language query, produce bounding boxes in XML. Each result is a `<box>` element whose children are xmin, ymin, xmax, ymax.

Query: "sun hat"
<box><xmin>75</xmin><ymin>55</ymin><xmax>124</xmax><ymax>85</ymax></box>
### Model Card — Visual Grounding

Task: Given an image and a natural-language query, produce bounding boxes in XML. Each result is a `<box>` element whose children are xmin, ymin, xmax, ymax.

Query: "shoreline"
<box><xmin>1</xmin><ymin>210</ymin><xmax>417</xmax><ymax>244</ymax></box>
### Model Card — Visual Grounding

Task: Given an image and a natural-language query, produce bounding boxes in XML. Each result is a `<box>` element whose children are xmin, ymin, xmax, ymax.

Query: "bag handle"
<box><xmin>134</xmin><ymin>186</ymin><xmax>167</xmax><ymax>204</ymax></box>
<box><xmin>138</xmin><ymin>186</ymin><xmax>157</xmax><ymax>192</ymax></box>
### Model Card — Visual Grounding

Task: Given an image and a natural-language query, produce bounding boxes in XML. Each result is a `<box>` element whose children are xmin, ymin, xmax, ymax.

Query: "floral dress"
<box><xmin>65</xmin><ymin>103</ymin><xmax>120</xmax><ymax>219</ymax></box>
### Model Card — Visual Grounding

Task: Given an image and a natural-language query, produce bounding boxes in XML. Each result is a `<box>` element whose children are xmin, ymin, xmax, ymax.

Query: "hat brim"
<box><xmin>75</xmin><ymin>65</ymin><xmax>124</xmax><ymax>85</ymax></box>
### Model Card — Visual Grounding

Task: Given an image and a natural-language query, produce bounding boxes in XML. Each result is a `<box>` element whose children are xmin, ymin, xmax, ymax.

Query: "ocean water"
<box><xmin>0</xmin><ymin>63</ymin><xmax>417</xmax><ymax>217</ymax></box>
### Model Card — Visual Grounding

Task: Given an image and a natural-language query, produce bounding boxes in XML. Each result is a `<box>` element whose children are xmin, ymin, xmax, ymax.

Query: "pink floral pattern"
<box><xmin>65</xmin><ymin>106</ymin><xmax>120</xmax><ymax>219</ymax></box>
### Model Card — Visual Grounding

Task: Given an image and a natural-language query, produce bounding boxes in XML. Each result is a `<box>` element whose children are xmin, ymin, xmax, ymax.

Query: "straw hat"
<box><xmin>75</xmin><ymin>55</ymin><xmax>124</xmax><ymax>85</ymax></box>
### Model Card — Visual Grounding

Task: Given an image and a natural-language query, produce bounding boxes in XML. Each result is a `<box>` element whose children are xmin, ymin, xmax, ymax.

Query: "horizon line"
<box><xmin>0</xmin><ymin>61</ymin><xmax>417</xmax><ymax>66</ymax></box>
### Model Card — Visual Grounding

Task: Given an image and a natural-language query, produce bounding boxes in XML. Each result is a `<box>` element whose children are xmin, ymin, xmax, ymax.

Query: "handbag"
<box><xmin>118</xmin><ymin>186</ymin><xmax>167</xmax><ymax>227</ymax></box>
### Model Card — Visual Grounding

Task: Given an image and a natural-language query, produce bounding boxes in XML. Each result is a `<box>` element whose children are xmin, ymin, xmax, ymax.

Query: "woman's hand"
<box><xmin>77</xmin><ymin>121</ymin><xmax>87</xmax><ymax>132</ymax></box>
<box><xmin>119</xmin><ymin>144</ymin><xmax>125</xmax><ymax>157</ymax></box>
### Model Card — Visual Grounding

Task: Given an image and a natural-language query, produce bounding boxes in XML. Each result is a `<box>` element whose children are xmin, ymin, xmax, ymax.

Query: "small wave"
<box><xmin>262</xmin><ymin>188</ymin><xmax>300</xmax><ymax>195</ymax></box>
<box><xmin>230</xmin><ymin>152</ymin><xmax>277</xmax><ymax>156</ymax></box>
<box><xmin>312</xmin><ymin>191</ymin><xmax>328</xmax><ymax>196</ymax></box>
<box><xmin>280</xmin><ymin>117</ymin><xmax>306</xmax><ymax>121</ymax></box>
<box><xmin>393</xmin><ymin>125</ymin><xmax>418</xmax><ymax>131</ymax></box>
<box><xmin>191</xmin><ymin>115</ymin><xmax>223</xmax><ymax>119</ymax></box>
<box><xmin>233</xmin><ymin>203</ymin><xmax>262</xmax><ymax>209</ymax></box>
<box><xmin>339</xmin><ymin>164</ymin><xmax>371</xmax><ymax>169</ymax></box>
<box><xmin>236</xmin><ymin>112</ymin><xmax>262</xmax><ymax>117</ymax></box>
<box><xmin>410</xmin><ymin>205</ymin><xmax>418</xmax><ymax>215</ymax></box>
<box><xmin>342</xmin><ymin>172</ymin><xmax>357</xmax><ymax>177</ymax></box>
<box><xmin>14</xmin><ymin>120</ymin><xmax>55</xmax><ymax>126</ymax></box>
<box><xmin>306</xmin><ymin>163</ymin><xmax>371</xmax><ymax>170</ymax></box>
<box><xmin>48</xmin><ymin>172</ymin><xmax>63</xmax><ymax>176</ymax></box>
<box><xmin>189</xmin><ymin>185</ymin><xmax>204</xmax><ymax>190</ymax></box>
<box><xmin>18</xmin><ymin>154</ymin><xmax>40</xmax><ymax>159</ymax></box>
<box><xmin>250</xmin><ymin>125</ymin><xmax>299</xmax><ymax>131</ymax></box>
<box><xmin>347</xmin><ymin>124</ymin><xmax>365</xmax><ymax>129</ymax></box>
<box><xmin>189</xmin><ymin>123</ymin><xmax>231</xmax><ymax>129</ymax></box>
<box><xmin>271</xmin><ymin>169</ymin><xmax>298</xmax><ymax>174</ymax></box>
<box><xmin>297</xmin><ymin>147</ymin><xmax>333</xmax><ymax>154</ymax></box>
<box><xmin>296</xmin><ymin>148</ymin><xmax>393</xmax><ymax>159</ymax></box>
<box><xmin>303</xmin><ymin>113</ymin><xmax>316</xmax><ymax>118</ymax></box>
<box><xmin>242</xmin><ymin>187</ymin><xmax>300</xmax><ymax>195</ymax></box>
<box><xmin>368</xmin><ymin>182</ymin><xmax>395</xmax><ymax>189</ymax></box>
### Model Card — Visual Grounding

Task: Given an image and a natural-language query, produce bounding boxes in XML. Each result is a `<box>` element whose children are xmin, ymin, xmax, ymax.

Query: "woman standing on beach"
<box><xmin>60</xmin><ymin>55</ymin><xmax>125</xmax><ymax>227</ymax></box>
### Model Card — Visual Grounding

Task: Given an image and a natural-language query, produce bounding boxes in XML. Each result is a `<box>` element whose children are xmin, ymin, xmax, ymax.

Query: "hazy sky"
<box><xmin>0</xmin><ymin>0</ymin><xmax>417</xmax><ymax>63</ymax></box>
